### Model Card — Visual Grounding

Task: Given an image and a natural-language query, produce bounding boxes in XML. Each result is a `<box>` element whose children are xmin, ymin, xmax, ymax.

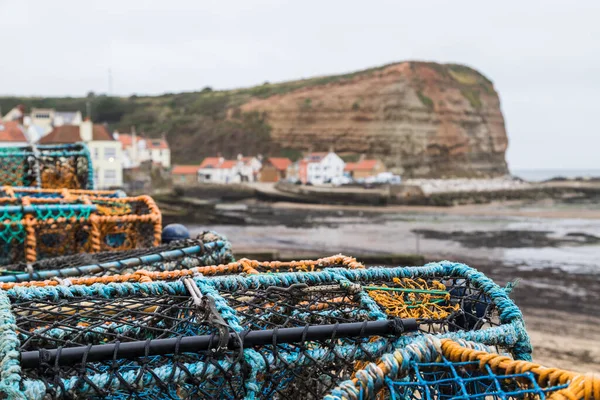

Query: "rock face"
<box><xmin>241</xmin><ymin>62</ymin><xmax>508</xmax><ymax>178</ymax></box>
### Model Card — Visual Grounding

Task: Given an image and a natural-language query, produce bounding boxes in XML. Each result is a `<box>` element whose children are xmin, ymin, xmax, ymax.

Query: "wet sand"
<box><xmin>272</xmin><ymin>199</ymin><xmax>600</xmax><ymax>220</ymax></box>
<box><xmin>524</xmin><ymin>308</ymin><xmax>600</xmax><ymax>373</ymax></box>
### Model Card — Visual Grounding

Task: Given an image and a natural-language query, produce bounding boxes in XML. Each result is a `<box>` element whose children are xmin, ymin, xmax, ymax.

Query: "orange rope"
<box><xmin>0</xmin><ymin>254</ymin><xmax>363</xmax><ymax>290</ymax></box>
<box><xmin>21</xmin><ymin>197</ymin><xmax>37</xmax><ymax>263</ymax></box>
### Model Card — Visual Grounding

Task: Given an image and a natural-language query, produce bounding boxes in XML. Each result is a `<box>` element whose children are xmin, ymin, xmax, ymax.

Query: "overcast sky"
<box><xmin>1</xmin><ymin>1</ymin><xmax>598</xmax><ymax>170</ymax></box>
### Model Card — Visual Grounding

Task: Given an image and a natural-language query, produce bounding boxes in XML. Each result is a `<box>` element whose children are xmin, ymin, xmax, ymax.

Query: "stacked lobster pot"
<box><xmin>0</xmin><ymin>187</ymin><xmax>162</xmax><ymax>265</ymax></box>
<box><xmin>0</xmin><ymin>260</ymin><xmax>534</xmax><ymax>399</ymax></box>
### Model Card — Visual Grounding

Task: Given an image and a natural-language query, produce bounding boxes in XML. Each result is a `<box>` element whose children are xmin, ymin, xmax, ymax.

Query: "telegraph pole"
<box><xmin>108</xmin><ymin>68</ymin><xmax>113</xmax><ymax>95</ymax></box>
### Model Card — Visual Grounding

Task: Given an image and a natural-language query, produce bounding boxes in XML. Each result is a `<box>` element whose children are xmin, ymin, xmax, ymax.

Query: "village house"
<box><xmin>1</xmin><ymin>105</ymin><xmax>25</xmax><ymax>123</ymax></box>
<box><xmin>53</xmin><ymin>111</ymin><xmax>83</xmax><ymax>127</ymax></box>
<box><xmin>147</xmin><ymin>138</ymin><xmax>170</xmax><ymax>168</ymax></box>
<box><xmin>3</xmin><ymin>106</ymin><xmax>84</xmax><ymax>142</ymax></box>
<box><xmin>39</xmin><ymin>119</ymin><xmax>123</xmax><ymax>189</ymax></box>
<box><xmin>171</xmin><ymin>165</ymin><xmax>201</xmax><ymax>186</ymax></box>
<box><xmin>344</xmin><ymin>157</ymin><xmax>386</xmax><ymax>179</ymax></box>
<box><xmin>116</xmin><ymin>130</ymin><xmax>171</xmax><ymax>169</ymax></box>
<box><xmin>293</xmin><ymin>152</ymin><xmax>345</xmax><ymax>185</ymax></box>
<box><xmin>195</xmin><ymin>155</ymin><xmax>262</xmax><ymax>184</ymax></box>
<box><xmin>197</xmin><ymin>157</ymin><xmax>238</xmax><ymax>184</ymax></box>
<box><xmin>240</xmin><ymin>156</ymin><xmax>262</xmax><ymax>181</ymax></box>
<box><xmin>260</xmin><ymin>157</ymin><xmax>292</xmax><ymax>182</ymax></box>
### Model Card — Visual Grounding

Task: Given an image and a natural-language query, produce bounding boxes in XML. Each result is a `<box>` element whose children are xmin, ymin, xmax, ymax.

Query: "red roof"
<box><xmin>117</xmin><ymin>134</ymin><xmax>134</xmax><ymax>148</ymax></box>
<box><xmin>147</xmin><ymin>138</ymin><xmax>169</xmax><ymax>150</ymax></box>
<box><xmin>267</xmin><ymin>157</ymin><xmax>292</xmax><ymax>171</ymax></box>
<box><xmin>218</xmin><ymin>160</ymin><xmax>237</xmax><ymax>169</ymax></box>
<box><xmin>0</xmin><ymin>121</ymin><xmax>27</xmax><ymax>142</ymax></box>
<box><xmin>345</xmin><ymin>159</ymin><xmax>380</xmax><ymax>172</ymax></box>
<box><xmin>172</xmin><ymin>165</ymin><xmax>200</xmax><ymax>175</ymax></box>
<box><xmin>40</xmin><ymin>124</ymin><xmax>113</xmax><ymax>144</ymax></box>
<box><xmin>199</xmin><ymin>157</ymin><xmax>223</xmax><ymax>168</ymax></box>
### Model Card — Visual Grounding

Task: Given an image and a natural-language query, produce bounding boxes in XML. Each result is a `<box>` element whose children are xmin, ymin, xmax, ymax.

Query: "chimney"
<box><xmin>80</xmin><ymin>118</ymin><xmax>93</xmax><ymax>142</ymax></box>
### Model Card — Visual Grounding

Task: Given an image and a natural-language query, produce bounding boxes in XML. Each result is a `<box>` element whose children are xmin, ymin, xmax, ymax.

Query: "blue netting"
<box><xmin>383</xmin><ymin>361</ymin><xmax>568</xmax><ymax>400</ymax></box>
<box><xmin>326</xmin><ymin>337</ymin><xmax>577</xmax><ymax>400</ymax></box>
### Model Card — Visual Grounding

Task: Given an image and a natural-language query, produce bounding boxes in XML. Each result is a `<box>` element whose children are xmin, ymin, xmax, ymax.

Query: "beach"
<box><xmin>189</xmin><ymin>198</ymin><xmax>600</xmax><ymax>372</ymax></box>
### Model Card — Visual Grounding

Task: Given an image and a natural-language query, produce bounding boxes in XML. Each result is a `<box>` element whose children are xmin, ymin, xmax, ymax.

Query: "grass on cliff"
<box><xmin>0</xmin><ymin>61</ymin><xmax>496</xmax><ymax>163</ymax></box>
<box><xmin>461</xmin><ymin>89</ymin><xmax>482</xmax><ymax>109</ymax></box>
<box><xmin>417</xmin><ymin>91</ymin><xmax>434</xmax><ymax>110</ymax></box>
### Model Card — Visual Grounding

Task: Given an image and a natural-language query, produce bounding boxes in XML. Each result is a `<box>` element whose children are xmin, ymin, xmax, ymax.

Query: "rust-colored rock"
<box><xmin>241</xmin><ymin>62</ymin><xmax>508</xmax><ymax>178</ymax></box>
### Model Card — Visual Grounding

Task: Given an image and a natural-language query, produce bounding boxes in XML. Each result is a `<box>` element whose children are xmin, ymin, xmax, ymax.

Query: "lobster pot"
<box><xmin>0</xmin><ymin>253</ymin><xmax>361</xmax><ymax>288</ymax></box>
<box><xmin>0</xmin><ymin>143</ymin><xmax>94</xmax><ymax>189</ymax></box>
<box><xmin>0</xmin><ymin>263</ymin><xmax>530</xmax><ymax>399</ymax></box>
<box><xmin>0</xmin><ymin>193</ymin><xmax>161</xmax><ymax>264</ymax></box>
<box><xmin>0</xmin><ymin>231</ymin><xmax>234</xmax><ymax>286</ymax></box>
<box><xmin>326</xmin><ymin>337</ymin><xmax>599</xmax><ymax>400</ymax></box>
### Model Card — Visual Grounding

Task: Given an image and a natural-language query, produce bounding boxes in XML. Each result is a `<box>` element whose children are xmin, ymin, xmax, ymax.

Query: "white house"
<box><xmin>116</xmin><ymin>131</ymin><xmax>171</xmax><ymax>169</ymax></box>
<box><xmin>54</xmin><ymin>111</ymin><xmax>83</xmax><ymax>127</ymax></box>
<box><xmin>196</xmin><ymin>155</ymin><xmax>262</xmax><ymax>184</ymax></box>
<box><xmin>5</xmin><ymin>107</ymin><xmax>84</xmax><ymax>140</ymax></box>
<box><xmin>28</xmin><ymin>108</ymin><xmax>55</xmax><ymax>133</ymax></box>
<box><xmin>238</xmin><ymin>155</ymin><xmax>262</xmax><ymax>182</ymax></box>
<box><xmin>40</xmin><ymin>119</ymin><xmax>123</xmax><ymax>189</ymax></box>
<box><xmin>1</xmin><ymin>105</ymin><xmax>25</xmax><ymax>122</ymax></box>
<box><xmin>197</xmin><ymin>157</ymin><xmax>238</xmax><ymax>184</ymax></box>
<box><xmin>147</xmin><ymin>138</ymin><xmax>171</xmax><ymax>168</ymax></box>
<box><xmin>299</xmin><ymin>152</ymin><xmax>345</xmax><ymax>185</ymax></box>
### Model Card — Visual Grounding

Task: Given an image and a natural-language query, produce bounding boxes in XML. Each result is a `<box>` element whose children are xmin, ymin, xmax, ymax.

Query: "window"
<box><xmin>104</xmin><ymin>169</ymin><xmax>117</xmax><ymax>184</ymax></box>
<box><xmin>104</xmin><ymin>147</ymin><xmax>117</xmax><ymax>161</ymax></box>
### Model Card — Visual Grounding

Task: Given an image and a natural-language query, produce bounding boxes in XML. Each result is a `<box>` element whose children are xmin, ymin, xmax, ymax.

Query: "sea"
<box><xmin>511</xmin><ymin>169</ymin><xmax>600</xmax><ymax>182</ymax></box>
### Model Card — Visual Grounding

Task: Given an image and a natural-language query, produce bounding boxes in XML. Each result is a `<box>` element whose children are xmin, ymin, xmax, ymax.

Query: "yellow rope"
<box><xmin>366</xmin><ymin>277</ymin><xmax>459</xmax><ymax>319</ymax></box>
<box><xmin>95</xmin><ymin>202</ymin><xmax>132</xmax><ymax>216</ymax></box>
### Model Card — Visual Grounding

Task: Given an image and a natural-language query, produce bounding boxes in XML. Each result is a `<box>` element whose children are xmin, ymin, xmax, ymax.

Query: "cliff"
<box><xmin>0</xmin><ymin>61</ymin><xmax>509</xmax><ymax>178</ymax></box>
<box><xmin>240</xmin><ymin>62</ymin><xmax>508</xmax><ymax>177</ymax></box>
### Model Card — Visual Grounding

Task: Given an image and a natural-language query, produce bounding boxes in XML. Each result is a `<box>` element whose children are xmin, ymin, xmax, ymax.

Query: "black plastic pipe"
<box><xmin>20</xmin><ymin>318</ymin><xmax>416</xmax><ymax>368</ymax></box>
